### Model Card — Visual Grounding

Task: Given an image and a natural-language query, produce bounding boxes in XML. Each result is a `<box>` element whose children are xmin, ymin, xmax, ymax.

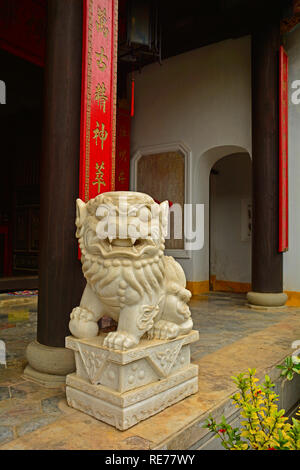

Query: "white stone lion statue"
<box><xmin>69</xmin><ymin>191</ymin><xmax>193</xmax><ymax>350</ymax></box>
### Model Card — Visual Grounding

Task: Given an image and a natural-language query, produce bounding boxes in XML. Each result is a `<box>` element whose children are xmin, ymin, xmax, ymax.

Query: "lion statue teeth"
<box><xmin>69</xmin><ymin>191</ymin><xmax>193</xmax><ymax>350</ymax></box>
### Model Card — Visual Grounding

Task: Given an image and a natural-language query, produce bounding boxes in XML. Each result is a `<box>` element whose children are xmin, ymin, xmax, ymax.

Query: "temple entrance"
<box><xmin>209</xmin><ymin>153</ymin><xmax>252</xmax><ymax>293</ymax></box>
<box><xmin>0</xmin><ymin>49</ymin><xmax>43</xmax><ymax>291</ymax></box>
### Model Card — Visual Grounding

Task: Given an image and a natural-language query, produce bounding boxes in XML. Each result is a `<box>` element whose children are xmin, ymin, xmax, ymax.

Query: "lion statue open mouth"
<box><xmin>69</xmin><ymin>191</ymin><xmax>193</xmax><ymax>350</ymax></box>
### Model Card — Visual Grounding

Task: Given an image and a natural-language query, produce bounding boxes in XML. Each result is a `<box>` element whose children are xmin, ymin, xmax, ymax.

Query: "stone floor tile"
<box><xmin>0</xmin><ymin>425</ymin><xmax>14</xmax><ymax>445</ymax></box>
<box><xmin>0</xmin><ymin>401</ymin><xmax>42</xmax><ymax>427</ymax></box>
<box><xmin>41</xmin><ymin>395</ymin><xmax>64</xmax><ymax>416</ymax></box>
<box><xmin>0</xmin><ymin>386</ymin><xmax>10</xmax><ymax>401</ymax></box>
<box><xmin>16</xmin><ymin>414</ymin><xmax>59</xmax><ymax>438</ymax></box>
<box><xmin>11</xmin><ymin>381</ymin><xmax>65</xmax><ymax>403</ymax></box>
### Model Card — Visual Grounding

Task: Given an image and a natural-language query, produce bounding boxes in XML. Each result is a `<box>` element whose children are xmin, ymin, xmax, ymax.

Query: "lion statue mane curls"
<box><xmin>69</xmin><ymin>191</ymin><xmax>193</xmax><ymax>350</ymax></box>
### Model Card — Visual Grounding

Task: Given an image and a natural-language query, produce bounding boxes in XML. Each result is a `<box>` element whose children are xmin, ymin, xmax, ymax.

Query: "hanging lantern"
<box><xmin>127</xmin><ymin>0</ymin><xmax>152</xmax><ymax>47</ymax></box>
<box><xmin>118</xmin><ymin>0</ymin><xmax>161</xmax><ymax>68</ymax></box>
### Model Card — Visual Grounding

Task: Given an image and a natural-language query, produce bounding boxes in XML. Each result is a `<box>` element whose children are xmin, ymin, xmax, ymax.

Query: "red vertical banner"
<box><xmin>279</xmin><ymin>46</ymin><xmax>289</xmax><ymax>253</ymax></box>
<box><xmin>80</xmin><ymin>0</ymin><xmax>118</xmax><ymax>203</ymax></box>
<box><xmin>115</xmin><ymin>102</ymin><xmax>131</xmax><ymax>191</ymax></box>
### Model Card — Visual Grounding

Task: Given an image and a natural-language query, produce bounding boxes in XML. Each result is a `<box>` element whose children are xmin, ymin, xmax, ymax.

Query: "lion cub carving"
<box><xmin>69</xmin><ymin>191</ymin><xmax>193</xmax><ymax>350</ymax></box>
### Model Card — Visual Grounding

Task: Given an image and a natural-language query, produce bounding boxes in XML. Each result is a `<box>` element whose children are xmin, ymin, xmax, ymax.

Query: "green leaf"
<box><xmin>287</xmin><ymin>371</ymin><xmax>294</xmax><ymax>381</ymax></box>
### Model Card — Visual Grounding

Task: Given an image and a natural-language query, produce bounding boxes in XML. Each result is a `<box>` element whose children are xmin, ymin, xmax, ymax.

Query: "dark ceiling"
<box><xmin>160</xmin><ymin>0</ymin><xmax>293</xmax><ymax>59</ymax></box>
<box><xmin>118</xmin><ymin>0</ymin><xmax>294</xmax><ymax>73</ymax></box>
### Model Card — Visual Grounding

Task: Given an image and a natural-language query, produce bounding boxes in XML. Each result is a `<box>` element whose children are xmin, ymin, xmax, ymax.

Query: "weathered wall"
<box><xmin>130</xmin><ymin>36</ymin><xmax>252</xmax><ymax>283</ymax></box>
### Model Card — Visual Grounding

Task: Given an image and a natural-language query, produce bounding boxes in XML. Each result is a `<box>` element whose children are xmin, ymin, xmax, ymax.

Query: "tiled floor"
<box><xmin>0</xmin><ymin>303</ymin><xmax>37</xmax><ymax>367</ymax></box>
<box><xmin>0</xmin><ymin>291</ymin><xmax>299</xmax><ymax>449</ymax></box>
<box><xmin>189</xmin><ymin>292</ymin><xmax>288</xmax><ymax>360</ymax></box>
<box><xmin>0</xmin><ymin>293</ymin><xmax>65</xmax><ymax>446</ymax></box>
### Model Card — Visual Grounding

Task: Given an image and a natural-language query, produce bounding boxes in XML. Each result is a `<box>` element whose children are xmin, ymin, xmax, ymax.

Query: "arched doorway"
<box><xmin>209</xmin><ymin>153</ymin><xmax>252</xmax><ymax>293</ymax></box>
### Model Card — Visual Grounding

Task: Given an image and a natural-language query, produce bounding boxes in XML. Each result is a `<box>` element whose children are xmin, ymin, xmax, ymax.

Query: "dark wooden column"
<box><xmin>251</xmin><ymin>19</ymin><xmax>283</xmax><ymax>295</ymax></box>
<box><xmin>37</xmin><ymin>0</ymin><xmax>85</xmax><ymax>347</ymax></box>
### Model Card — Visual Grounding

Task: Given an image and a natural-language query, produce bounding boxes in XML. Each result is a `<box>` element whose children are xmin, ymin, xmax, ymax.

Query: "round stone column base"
<box><xmin>24</xmin><ymin>341</ymin><xmax>75</xmax><ymax>388</ymax></box>
<box><xmin>247</xmin><ymin>291</ymin><xmax>288</xmax><ymax>308</ymax></box>
<box><xmin>23</xmin><ymin>365</ymin><xmax>67</xmax><ymax>388</ymax></box>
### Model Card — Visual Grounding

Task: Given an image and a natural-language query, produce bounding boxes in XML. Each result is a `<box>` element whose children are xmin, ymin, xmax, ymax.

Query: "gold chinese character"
<box><xmin>92</xmin><ymin>162</ymin><xmax>106</xmax><ymax>193</ymax></box>
<box><xmin>93</xmin><ymin>121</ymin><xmax>108</xmax><ymax>150</ymax></box>
<box><xmin>96</xmin><ymin>7</ymin><xmax>109</xmax><ymax>37</ymax></box>
<box><xmin>95</xmin><ymin>47</ymin><xmax>108</xmax><ymax>71</ymax></box>
<box><xmin>95</xmin><ymin>82</ymin><xmax>108</xmax><ymax>112</ymax></box>
<box><xmin>118</xmin><ymin>171</ymin><xmax>126</xmax><ymax>184</ymax></box>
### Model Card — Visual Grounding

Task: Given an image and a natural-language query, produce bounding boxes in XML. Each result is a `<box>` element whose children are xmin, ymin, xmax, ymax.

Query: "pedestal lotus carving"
<box><xmin>66</xmin><ymin>191</ymin><xmax>199</xmax><ymax>430</ymax></box>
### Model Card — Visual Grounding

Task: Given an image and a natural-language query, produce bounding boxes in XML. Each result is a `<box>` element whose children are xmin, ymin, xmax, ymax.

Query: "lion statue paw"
<box><xmin>148</xmin><ymin>320</ymin><xmax>180</xmax><ymax>340</ymax></box>
<box><xmin>103</xmin><ymin>331</ymin><xmax>139</xmax><ymax>351</ymax></box>
<box><xmin>69</xmin><ymin>307</ymin><xmax>99</xmax><ymax>338</ymax></box>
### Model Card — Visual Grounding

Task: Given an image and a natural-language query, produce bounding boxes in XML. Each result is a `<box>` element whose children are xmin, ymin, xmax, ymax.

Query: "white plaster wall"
<box><xmin>283</xmin><ymin>25</ymin><xmax>300</xmax><ymax>292</ymax></box>
<box><xmin>130</xmin><ymin>36</ymin><xmax>252</xmax><ymax>282</ymax></box>
<box><xmin>210</xmin><ymin>153</ymin><xmax>252</xmax><ymax>283</ymax></box>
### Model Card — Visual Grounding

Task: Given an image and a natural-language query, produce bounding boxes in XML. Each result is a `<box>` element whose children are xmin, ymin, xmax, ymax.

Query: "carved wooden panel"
<box><xmin>14</xmin><ymin>209</ymin><xmax>28</xmax><ymax>252</ymax></box>
<box><xmin>136</xmin><ymin>152</ymin><xmax>185</xmax><ymax>249</ymax></box>
<box><xmin>13</xmin><ymin>190</ymin><xmax>39</xmax><ymax>273</ymax></box>
<box><xmin>29</xmin><ymin>208</ymin><xmax>39</xmax><ymax>252</ymax></box>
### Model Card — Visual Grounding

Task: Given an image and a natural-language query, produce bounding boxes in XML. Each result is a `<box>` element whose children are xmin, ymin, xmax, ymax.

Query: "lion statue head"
<box><xmin>76</xmin><ymin>191</ymin><xmax>169</xmax><ymax>263</ymax></box>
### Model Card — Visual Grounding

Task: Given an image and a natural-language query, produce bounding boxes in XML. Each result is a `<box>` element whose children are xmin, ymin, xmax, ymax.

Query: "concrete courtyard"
<box><xmin>0</xmin><ymin>291</ymin><xmax>299</xmax><ymax>450</ymax></box>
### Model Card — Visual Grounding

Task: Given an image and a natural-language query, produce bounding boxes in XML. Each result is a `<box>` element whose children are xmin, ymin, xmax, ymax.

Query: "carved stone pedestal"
<box><xmin>65</xmin><ymin>330</ymin><xmax>199</xmax><ymax>430</ymax></box>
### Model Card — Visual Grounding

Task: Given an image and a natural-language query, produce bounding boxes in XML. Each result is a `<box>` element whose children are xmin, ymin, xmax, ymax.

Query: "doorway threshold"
<box><xmin>0</xmin><ymin>276</ymin><xmax>38</xmax><ymax>293</ymax></box>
